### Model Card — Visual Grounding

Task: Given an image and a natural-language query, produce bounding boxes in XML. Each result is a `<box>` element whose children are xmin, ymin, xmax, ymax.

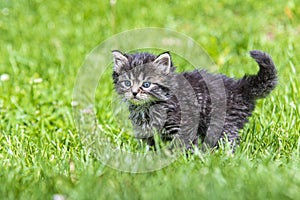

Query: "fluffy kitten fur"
<box><xmin>112</xmin><ymin>50</ymin><xmax>277</xmax><ymax>150</ymax></box>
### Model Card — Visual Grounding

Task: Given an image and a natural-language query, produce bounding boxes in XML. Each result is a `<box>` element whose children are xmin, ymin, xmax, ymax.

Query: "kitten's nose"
<box><xmin>132</xmin><ymin>92</ymin><xmax>138</xmax><ymax>97</ymax></box>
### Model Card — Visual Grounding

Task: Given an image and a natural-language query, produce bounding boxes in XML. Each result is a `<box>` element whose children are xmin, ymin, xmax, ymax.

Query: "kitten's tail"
<box><xmin>239</xmin><ymin>50</ymin><xmax>277</xmax><ymax>99</ymax></box>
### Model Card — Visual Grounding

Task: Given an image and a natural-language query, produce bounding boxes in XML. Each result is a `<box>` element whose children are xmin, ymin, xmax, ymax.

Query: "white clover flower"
<box><xmin>33</xmin><ymin>78</ymin><xmax>43</xmax><ymax>83</ymax></box>
<box><xmin>0</xmin><ymin>73</ymin><xmax>10</xmax><ymax>81</ymax></box>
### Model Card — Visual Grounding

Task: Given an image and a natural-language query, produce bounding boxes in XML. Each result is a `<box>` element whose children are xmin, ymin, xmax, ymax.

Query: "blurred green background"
<box><xmin>0</xmin><ymin>0</ymin><xmax>299</xmax><ymax>199</ymax></box>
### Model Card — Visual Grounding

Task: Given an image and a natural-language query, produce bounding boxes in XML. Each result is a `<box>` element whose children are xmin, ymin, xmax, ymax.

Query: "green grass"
<box><xmin>1</xmin><ymin>0</ymin><xmax>300</xmax><ymax>199</ymax></box>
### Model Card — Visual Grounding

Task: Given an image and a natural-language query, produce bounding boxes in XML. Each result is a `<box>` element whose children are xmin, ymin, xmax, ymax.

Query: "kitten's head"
<box><xmin>112</xmin><ymin>50</ymin><xmax>175</xmax><ymax>105</ymax></box>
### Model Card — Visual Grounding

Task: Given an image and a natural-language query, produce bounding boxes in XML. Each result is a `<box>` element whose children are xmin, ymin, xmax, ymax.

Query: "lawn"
<box><xmin>0</xmin><ymin>0</ymin><xmax>300</xmax><ymax>199</ymax></box>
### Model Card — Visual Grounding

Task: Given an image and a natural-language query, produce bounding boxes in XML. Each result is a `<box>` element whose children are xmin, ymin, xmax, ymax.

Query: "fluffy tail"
<box><xmin>239</xmin><ymin>50</ymin><xmax>277</xmax><ymax>99</ymax></box>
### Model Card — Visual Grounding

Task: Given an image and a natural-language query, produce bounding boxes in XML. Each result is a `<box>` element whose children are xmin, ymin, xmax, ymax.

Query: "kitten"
<box><xmin>112</xmin><ymin>50</ymin><xmax>277</xmax><ymax>150</ymax></box>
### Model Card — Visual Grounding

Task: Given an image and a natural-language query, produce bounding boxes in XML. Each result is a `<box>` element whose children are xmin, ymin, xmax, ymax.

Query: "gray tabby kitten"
<box><xmin>112</xmin><ymin>50</ymin><xmax>277</xmax><ymax>150</ymax></box>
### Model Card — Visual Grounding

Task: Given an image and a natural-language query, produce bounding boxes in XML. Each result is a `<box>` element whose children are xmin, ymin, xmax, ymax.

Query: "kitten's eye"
<box><xmin>142</xmin><ymin>82</ymin><xmax>151</xmax><ymax>88</ymax></box>
<box><xmin>124</xmin><ymin>80</ymin><xmax>131</xmax><ymax>87</ymax></box>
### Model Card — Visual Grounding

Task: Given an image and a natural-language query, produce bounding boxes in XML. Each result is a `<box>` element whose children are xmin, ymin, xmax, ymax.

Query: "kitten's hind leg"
<box><xmin>201</xmin><ymin>131</ymin><xmax>240</xmax><ymax>152</ymax></box>
<box><xmin>219</xmin><ymin>132</ymin><xmax>240</xmax><ymax>152</ymax></box>
<box><xmin>167</xmin><ymin>132</ymin><xmax>200</xmax><ymax>153</ymax></box>
<box><xmin>141</xmin><ymin>137</ymin><xmax>155</xmax><ymax>146</ymax></box>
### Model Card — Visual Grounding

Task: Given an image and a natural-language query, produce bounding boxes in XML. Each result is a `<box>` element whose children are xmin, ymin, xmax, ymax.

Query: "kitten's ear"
<box><xmin>153</xmin><ymin>52</ymin><xmax>171</xmax><ymax>74</ymax></box>
<box><xmin>112</xmin><ymin>50</ymin><xmax>129</xmax><ymax>74</ymax></box>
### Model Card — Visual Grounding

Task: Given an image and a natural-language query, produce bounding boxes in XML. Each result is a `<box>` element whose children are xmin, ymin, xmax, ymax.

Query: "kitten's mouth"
<box><xmin>129</xmin><ymin>97</ymin><xmax>153</xmax><ymax>105</ymax></box>
<box><xmin>132</xmin><ymin>97</ymin><xmax>140</xmax><ymax>101</ymax></box>
<box><xmin>129</xmin><ymin>97</ymin><xmax>143</xmax><ymax>104</ymax></box>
